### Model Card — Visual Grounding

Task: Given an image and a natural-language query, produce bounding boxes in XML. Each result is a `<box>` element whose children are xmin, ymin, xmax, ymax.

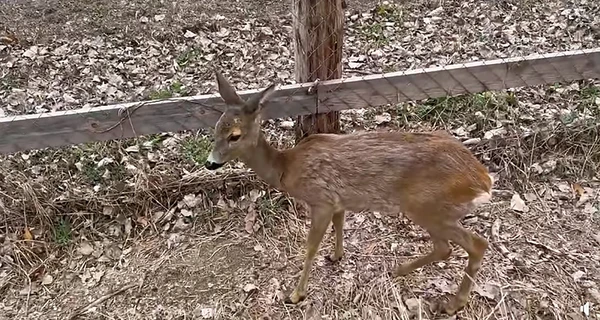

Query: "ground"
<box><xmin>1</xmin><ymin>0</ymin><xmax>600</xmax><ymax>319</ymax></box>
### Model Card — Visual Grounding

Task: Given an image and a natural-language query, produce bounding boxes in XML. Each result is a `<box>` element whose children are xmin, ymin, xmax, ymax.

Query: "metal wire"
<box><xmin>0</xmin><ymin>0</ymin><xmax>599</xmax><ymax>155</ymax></box>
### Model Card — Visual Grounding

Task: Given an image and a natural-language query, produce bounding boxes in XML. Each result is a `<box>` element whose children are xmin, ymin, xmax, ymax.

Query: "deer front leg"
<box><xmin>287</xmin><ymin>206</ymin><xmax>333</xmax><ymax>304</ymax></box>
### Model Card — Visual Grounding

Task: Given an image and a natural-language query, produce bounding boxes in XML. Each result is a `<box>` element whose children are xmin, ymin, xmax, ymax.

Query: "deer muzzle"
<box><xmin>205</xmin><ymin>150</ymin><xmax>225</xmax><ymax>170</ymax></box>
<box><xmin>204</xmin><ymin>160</ymin><xmax>224</xmax><ymax>170</ymax></box>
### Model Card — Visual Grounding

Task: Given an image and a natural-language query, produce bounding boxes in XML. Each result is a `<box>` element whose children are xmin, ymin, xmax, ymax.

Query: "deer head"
<box><xmin>204</xmin><ymin>71</ymin><xmax>276</xmax><ymax>170</ymax></box>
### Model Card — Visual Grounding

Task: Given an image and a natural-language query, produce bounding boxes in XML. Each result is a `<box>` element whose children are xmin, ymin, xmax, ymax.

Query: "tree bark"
<box><xmin>292</xmin><ymin>0</ymin><xmax>344</xmax><ymax>143</ymax></box>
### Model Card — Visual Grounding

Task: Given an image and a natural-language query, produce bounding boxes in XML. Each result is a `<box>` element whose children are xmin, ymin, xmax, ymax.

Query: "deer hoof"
<box><xmin>392</xmin><ymin>264</ymin><xmax>413</xmax><ymax>277</ymax></box>
<box><xmin>284</xmin><ymin>290</ymin><xmax>306</xmax><ymax>305</ymax></box>
<box><xmin>325</xmin><ymin>254</ymin><xmax>343</xmax><ymax>264</ymax></box>
<box><xmin>440</xmin><ymin>294</ymin><xmax>466</xmax><ymax>315</ymax></box>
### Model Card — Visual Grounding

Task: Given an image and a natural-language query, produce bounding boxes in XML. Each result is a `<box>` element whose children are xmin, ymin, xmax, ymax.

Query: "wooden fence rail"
<box><xmin>1</xmin><ymin>48</ymin><xmax>599</xmax><ymax>155</ymax></box>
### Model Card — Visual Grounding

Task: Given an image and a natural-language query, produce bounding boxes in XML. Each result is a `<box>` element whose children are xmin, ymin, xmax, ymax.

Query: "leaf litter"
<box><xmin>0</xmin><ymin>0</ymin><xmax>600</xmax><ymax>319</ymax></box>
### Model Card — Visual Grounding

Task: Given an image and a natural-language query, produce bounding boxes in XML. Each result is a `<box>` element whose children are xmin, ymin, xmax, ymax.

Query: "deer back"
<box><xmin>278</xmin><ymin>130</ymin><xmax>493</xmax><ymax>215</ymax></box>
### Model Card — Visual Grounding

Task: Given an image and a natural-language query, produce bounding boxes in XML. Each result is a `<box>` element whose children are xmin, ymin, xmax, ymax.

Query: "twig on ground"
<box><xmin>67</xmin><ymin>283</ymin><xmax>137</xmax><ymax>320</ymax></box>
<box><xmin>525</xmin><ymin>239</ymin><xmax>563</xmax><ymax>255</ymax></box>
<box><xmin>491</xmin><ymin>219</ymin><xmax>527</xmax><ymax>269</ymax></box>
<box><xmin>592</xmin><ymin>233</ymin><xmax>600</xmax><ymax>246</ymax></box>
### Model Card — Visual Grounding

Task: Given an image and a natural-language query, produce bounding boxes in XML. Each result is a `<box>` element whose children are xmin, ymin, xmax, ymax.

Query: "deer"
<box><xmin>204</xmin><ymin>71</ymin><xmax>495</xmax><ymax>315</ymax></box>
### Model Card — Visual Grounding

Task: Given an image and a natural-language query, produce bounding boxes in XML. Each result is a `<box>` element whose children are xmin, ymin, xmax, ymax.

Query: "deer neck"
<box><xmin>239</xmin><ymin>132</ymin><xmax>285</xmax><ymax>188</ymax></box>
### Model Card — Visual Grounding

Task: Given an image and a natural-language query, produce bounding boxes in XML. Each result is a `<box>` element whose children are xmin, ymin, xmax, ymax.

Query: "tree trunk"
<box><xmin>292</xmin><ymin>0</ymin><xmax>344</xmax><ymax>143</ymax></box>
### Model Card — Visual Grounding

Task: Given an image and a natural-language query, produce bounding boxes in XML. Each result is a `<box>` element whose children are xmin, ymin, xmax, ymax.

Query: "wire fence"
<box><xmin>1</xmin><ymin>0</ymin><xmax>599</xmax><ymax>155</ymax></box>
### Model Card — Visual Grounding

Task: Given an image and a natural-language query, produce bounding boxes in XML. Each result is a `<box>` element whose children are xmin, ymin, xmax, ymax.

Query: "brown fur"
<box><xmin>205</xmin><ymin>71</ymin><xmax>495</xmax><ymax>315</ymax></box>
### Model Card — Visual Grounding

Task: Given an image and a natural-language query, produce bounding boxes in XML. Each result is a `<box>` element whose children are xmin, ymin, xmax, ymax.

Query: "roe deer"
<box><xmin>204</xmin><ymin>71</ymin><xmax>495</xmax><ymax>315</ymax></box>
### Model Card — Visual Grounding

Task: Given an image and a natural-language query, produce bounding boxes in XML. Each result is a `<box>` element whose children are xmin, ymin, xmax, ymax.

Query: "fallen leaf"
<box><xmin>463</xmin><ymin>138</ymin><xmax>481</xmax><ymax>145</ymax></box>
<box><xmin>19</xmin><ymin>283</ymin><xmax>39</xmax><ymax>295</ymax></box>
<box><xmin>244</xmin><ymin>209</ymin><xmax>257</xmax><ymax>234</ymax></box>
<box><xmin>279</xmin><ymin>120</ymin><xmax>294</xmax><ymax>129</ymax></box>
<box><xmin>583</xmin><ymin>203</ymin><xmax>598</xmax><ymax>214</ymax></box>
<box><xmin>154</xmin><ymin>14</ymin><xmax>165</xmax><ymax>22</ymax></box>
<box><xmin>541</xmin><ymin>159</ymin><xmax>557</xmax><ymax>173</ymax></box>
<box><xmin>593</xmin><ymin>233</ymin><xmax>600</xmax><ymax>246</ymax></box>
<box><xmin>588</xmin><ymin>288</ymin><xmax>600</xmax><ymax>304</ymax></box>
<box><xmin>428</xmin><ymin>6</ymin><xmax>444</xmax><ymax>16</ymax></box>
<box><xmin>201</xmin><ymin>308</ymin><xmax>215</xmax><ymax>319</ymax></box>
<box><xmin>374</xmin><ymin>112</ymin><xmax>391</xmax><ymax>125</ymax></box>
<box><xmin>78</xmin><ymin>242</ymin><xmax>94</xmax><ymax>256</ymax></box>
<box><xmin>572</xmin><ymin>270</ymin><xmax>586</xmax><ymax>282</ymax></box>
<box><xmin>41</xmin><ymin>274</ymin><xmax>53</xmax><ymax>285</ymax></box>
<box><xmin>23</xmin><ymin>227</ymin><xmax>33</xmax><ymax>241</ymax></box>
<box><xmin>572</xmin><ymin>183</ymin><xmax>585</xmax><ymax>197</ymax></box>
<box><xmin>92</xmin><ymin>270</ymin><xmax>105</xmax><ymax>283</ymax></box>
<box><xmin>576</xmin><ymin>186</ymin><xmax>593</xmax><ymax>207</ymax></box>
<box><xmin>341</xmin><ymin>272</ymin><xmax>355</xmax><ymax>280</ymax></box>
<box><xmin>370</xmin><ymin>48</ymin><xmax>384</xmax><ymax>58</ymax></box>
<box><xmin>426</xmin><ymin>277</ymin><xmax>456</xmax><ymax>294</ymax></box>
<box><xmin>348</xmin><ymin>62</ymin><xmax>363</xmax><ymax>69</ymax></box>
<box><xmin>102</xmin><ymin>206</ymin><xmax>114</xmax><ymax>216</ymax></box>
<box><xmin>243</xmin><ymin>283</ymin><xmax>258</xmax><ymax>293</ymax></box>
<box><xmin>557</xmin><ymin>182</ymin><xmax>572</xmax><ymax>193</ymax></box>
<box><xmin>125</xmin><ymin>145</ymin><xmax>139</xmax><ymax>153</ymax></box>
<box><xmin>475</xmin><ymin>282</ymin><xmax>500</xmax><ymax>300</ymax></box>
<box><xmin>180</xmin><ymin>209</ymin><xmax>194</xmax><ymax>217</ymax></box>
<box><xmin>260</xmin><ymin>27</ymin><xmax>273</xmax><ymax>35</ymax></box>
<box><xmin>182</xmin><ymin>194</ymin><xmax>201</xmax><ymax>208</ymax></box>
<box><xmin>167</xmin><ymin>233</ymin><xmax>185</xmax><ymax>249</ymax></box>
<box><xmin>404</xmin><ymin>298</ymin><xmax>421</xmax><ymax>313</ymax></box>
<box><xmin>97</xmin><ymin>157</ymin><xmax>114</xmax><ymax>168</ymax></box>
<box><xmin>184</xmin><ymin>30</ymin><xmax>197</xmax><ymax>38</ymax></box>
<box><xmin>580</xmin><ymin>301</ymin><xmax>590</xmax><ymax>317</ymax></box>
<box><xmin>63</xmin><ymin>93</ymin><xmax>77</xmax><ymax>104</ymax></box>
<box><xmin>216</xmin><ymin>197</ymin><xmax>229</xmax><ymax>211</ymax></box>
<box><xmin>173</xmin><ymin>217</ymin><xmax>190</xmax><ymax>231</ymax></box>
<box><xmin>524</xmin><ymin>192</ymin><xmax>537</xmax><ymax>202</ymax></box>
<box><xmin>484</xmin><ymin>127</ymin><xmax>507</xmax><ymax>140</ymax></box>
<box><xmin>248</xmin><ymin>190</ymin><xmax>264</xmax><ymax>202</ymax></box>
<box><xmin>22</xmin><ymin>46</ymin><xmax>38</xmax><ymax>59</ymax></box>
<box><xmin>510</xmin><ymin>193</ymin><xmax>529</xmax><ymax>213</ymax></box>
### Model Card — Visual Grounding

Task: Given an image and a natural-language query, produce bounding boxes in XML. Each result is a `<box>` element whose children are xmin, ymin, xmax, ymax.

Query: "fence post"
<box><xmin>292</xmin><ymin>0</ymin><xmax>345</xmax><ymax>143</ymax></box>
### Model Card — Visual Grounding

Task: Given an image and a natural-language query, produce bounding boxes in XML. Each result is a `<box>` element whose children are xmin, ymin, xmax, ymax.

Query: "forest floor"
<box><xmin>1</xmin><ymin>0</ymin><xmax>600</xmax><ymax>319</ymax></box>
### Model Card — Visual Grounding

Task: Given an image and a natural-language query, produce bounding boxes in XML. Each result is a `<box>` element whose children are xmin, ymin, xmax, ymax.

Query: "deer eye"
<box><xmin>229</xmin><ymin>134</ymin><xmax>241</xmax><ymax>142</ymax></box>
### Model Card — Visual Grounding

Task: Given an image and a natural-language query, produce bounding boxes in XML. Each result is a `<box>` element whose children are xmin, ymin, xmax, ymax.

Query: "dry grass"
<box><xmin>1</xmin><ymin>0</ymin><xmax>600</xmax><ymax>319</ymax></box>
<box><xmin>1</xmin><ymin>87</ymin><xmax>600</xmax><ymax>319</ymax></box>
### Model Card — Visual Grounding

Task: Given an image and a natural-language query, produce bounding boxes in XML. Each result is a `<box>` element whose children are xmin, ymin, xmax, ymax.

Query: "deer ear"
<box><xmin>243</xmin><ymin>83</ymin><xmax>276</xmax><ymax>116</ymax></box>
<box><xmin>215</xmin><ymin>71</ymin><xmax>245</xmax><ymax>105</ymax></box>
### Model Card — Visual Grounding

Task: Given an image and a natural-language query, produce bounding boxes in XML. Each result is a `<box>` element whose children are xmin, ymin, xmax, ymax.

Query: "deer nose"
<box><xmin>204</xmin><ymin>161</ymin><xmax>224</xmax><ymax>170</ymax></box>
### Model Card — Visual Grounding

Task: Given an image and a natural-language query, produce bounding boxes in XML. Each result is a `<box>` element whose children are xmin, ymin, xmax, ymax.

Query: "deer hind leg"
<box><xmin>287</xmin><ymin>205</ymin><xmax>334</xmax><ymax>304</ymax></box>
<box><xmin>441</xmin><ymin>223</ymin><xmax>488</xmax><ymax>315</ymax></box>
<box><xmin>393</xmin><ymin>235</ymin><xmax>452</xmax><ymax>277</ymax></box>
<box><xmin>326</xmin><ymin>209</ymin><xmax>345</xmax><ymax>263</ymax></box>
